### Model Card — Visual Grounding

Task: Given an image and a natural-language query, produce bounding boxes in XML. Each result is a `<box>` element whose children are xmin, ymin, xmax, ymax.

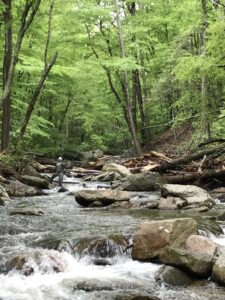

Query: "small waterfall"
<box><xmin>0</xmin><ymin>248</ymin><xmax>160</xmax><ymax>300</ymax></box>
<box><xmin>1</xmin><ymin>175</ymin><xmax>225</xmax><ymax>300</ymax></box>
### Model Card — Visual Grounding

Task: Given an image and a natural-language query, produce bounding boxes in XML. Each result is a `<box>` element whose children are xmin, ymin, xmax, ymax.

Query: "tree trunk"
<box><xmin>1</xmin><ymin>0</ymin><xmax>12</xmax><ymax>152</ymax></box>
<box><xmin>58</xmin><ymin>91</ymin><xmax>73</xmax><ymax>134</ymax></box>
<box><xmin>0</xmin><ymin>0</ymin><xmax>42</xmax><ymax>110</ymax></box>
<box><xmin>200</xmin><ymin>0</ymin><xmax>209</xmax><ymax>142</ymax></box>
<box><xmin>18</xmin><ymin>52</ymin><xmax>58</xmax><ymax>142</ymax></box>
<box><xmin>115</xmin><ymin>0</ymin><xmax>142</xmax><ymax>156</ymax></box>
<box><xmin>0</xmin><ymin>0</ymin><xmax>41</xmax><ymax>152</ymax></box>
<box><xmin>128</xmin><ymin>2</ymin><xmax>150</xmax><ymax>149</ymax></box>
<box><xmin>18</xmin><ymin>0</ymin><xmax>57</xmax><ymax>143</ymax></box>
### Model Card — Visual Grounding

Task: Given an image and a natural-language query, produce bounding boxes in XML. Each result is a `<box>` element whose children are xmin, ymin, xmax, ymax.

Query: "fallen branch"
<box><xmin>157</xmin><ymin>144</ymin><xmax>225</xmax><ymax>172</ymax></box>
<box><xmin>164</xmin><ymin>168</ymin><xmax>225</xmax><ymax>184</ymax></box>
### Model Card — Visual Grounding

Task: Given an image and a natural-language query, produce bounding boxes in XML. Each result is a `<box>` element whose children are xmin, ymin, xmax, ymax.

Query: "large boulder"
<box><xmin>159</xmin><ymin>184</ymin><xmax>214</xmax><ymax>211</ymax></box>
<box><xmin>6</xmin><ymin>250</ymin><xmax>66</xmax><ymax>276</ymax></box>
<box><xmin>73</xmin><ymin>234</ymin><xmax>129</xmax><ymax>265</ymax></box>
<box><xmin>116</xmin><ymin>172</ymin><xmax>165</xmax><ymax>191</ymax></box>
<box><xmin>131</xmin><ymin>218</ymin><xmax>198</xmax><ymax>261</ymax></box>
<box><xmin>74</xmin><ymin>189</ymin><xmax>133</xmax><ymax>207</ymax></box>
<box><xmin>85</xmin><ymin>171</ymin><xmax>122</xmax><ymax>182</ymax></box>
<box><xmin>158</xmin><ymin>196</ymin><xmax>186</xmax><ymax>210</ymax></box>
<box><xmin>2</xmin><ymin>179</ymin><xmax>41</xmax><ymax>197</ymax></box>
<box><xmin>160</xmin><ymin>246</ymin><xmax>215</xmax><ymax>278</ymax></box>
<box><xmin>211</xmin><ymin>247</ymin><xmax>225</xmax><ymax>284</ymax></box>
<box><xmin>79</xmin><ymin>235</ymin><xmax>128</xmax><ymax>257</ymax></box>
<box><xmin>102</xmin><ymin>163</ymin><xmax>131</xmax><ymax>178</ymax></box>
<box><xmin>19</xmin><ymin>175</ymin><xmax>49</xmax><ymax>189</ymax></box>
<box><xmin>155</xmin><ymin>265</ymin><xmax>193</xmax><ymax>287</ymax></box>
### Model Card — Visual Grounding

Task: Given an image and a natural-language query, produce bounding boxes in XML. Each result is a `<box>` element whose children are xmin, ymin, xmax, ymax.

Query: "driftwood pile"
<box><xmin>90</xmin><ymin>144</ymin><xmax>225</xmax><ymax>189</ymax></box>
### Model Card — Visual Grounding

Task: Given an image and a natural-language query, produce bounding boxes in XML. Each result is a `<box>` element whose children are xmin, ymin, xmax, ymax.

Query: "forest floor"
<box><xmin>151</xmin><ymin>122</ymin><xmax>194</xmax><ymax>156</ymax></box>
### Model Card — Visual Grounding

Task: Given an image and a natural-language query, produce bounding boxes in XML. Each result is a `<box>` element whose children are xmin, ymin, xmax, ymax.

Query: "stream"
<box><xmin>1</xmin><ymin>176</ymin><xmax>225</xmax><ymax>300</ymax></box>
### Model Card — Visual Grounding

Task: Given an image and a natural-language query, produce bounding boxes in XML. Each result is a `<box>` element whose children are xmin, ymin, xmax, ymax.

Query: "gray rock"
<box><xmin>158</xmin><ymin>196</ymin><xmax>187</xmax><ymax>210</ymax></box>
<box><xmin>94</xmin><ymin>171</ymin><xmax>121</xmax><ymax>182</ymax></box>
<box><xmin>212</xmin><ymin>247</ymin><xmax>225</xmax><ymax>284</ymax></box>
<box><xmin>161</xmin><ymin>184</ymin><xmax>214</xmax><ymax>211</ymax></box>
<box><xmin>58</xmin><ymin>186</ymin><xmax>68</xmax><ymax>193</ymax></box>
<box><xmin>160</xmin><ymin>246</ymin><xmax>215</xmax><ymax>278</ymax></box>
<box><xmin>102</xmin><ymin>163</ymin><xmax>131</xmax><ymax>178</ymax></box>
<box><xmin>74</xmin><ymin>189</ymin><xmax>133</xmax><ymax>207</ymax></box>
<box><xmin>2</xmin><ymin>179</ymin><xmax>41</xmax><ymax>197</ymax></box>
<box><xmin>155</xmin><ymin>265</ymin><xmax>193</xmax><ymax>286</ymax></box>
<box><xmin>74</xmin><ymin>235</ymin><xmax>129</xmax><ymax>258</ymax></box>
<box><xmin>9</xmin><ymin>207</ymin><xmax>44</xmax><ymax>216</ymax></box>
<box><xmin>20</xmin><ymin>175</ymin><xmax>49</xmax><ymax>189</ymax></box>
<box><xmin>117</xmin><ymin>172</ymin><xmax>165</xmax><ymax>191</ymax></box>
<box><xmin>6</xmin><ymin>250</ymin><xmax>65</xmax><ymax>275</ymax></box>
<box><xmin>82</xmin><ymin>236</ymin><xmax>128</xmax><ymax>258</ymax></box>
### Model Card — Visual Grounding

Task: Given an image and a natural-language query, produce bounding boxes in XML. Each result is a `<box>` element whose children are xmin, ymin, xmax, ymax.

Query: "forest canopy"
<box><xmin>0</xmin><ymin>0</ymin><xmax>225</xmax><ymax>157</ymax></box>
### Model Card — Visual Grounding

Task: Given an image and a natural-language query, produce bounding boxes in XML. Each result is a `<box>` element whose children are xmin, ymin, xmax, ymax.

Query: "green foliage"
<box><xmin>2</xmin><ymin>0</ymin><xmax>225</xmax><ymax>155</ymax></box>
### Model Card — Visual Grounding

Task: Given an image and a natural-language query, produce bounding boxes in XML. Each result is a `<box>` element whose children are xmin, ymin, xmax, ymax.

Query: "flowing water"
<box><xmin>1</xmin><ymin>176</ymin><xmax>225</xmax><ymax>300</ymax></box>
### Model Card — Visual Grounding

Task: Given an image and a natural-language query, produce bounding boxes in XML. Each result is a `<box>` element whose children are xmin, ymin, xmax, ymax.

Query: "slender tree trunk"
<box><xmin>1</xmin><ymin>0</ymin><xmax>12</xmax><ymax>152</ymax></box>
<box><xmin>115</xmin><ymin>0</ymin><xmax>142</xmax><ymax>156</ymax></box>
<box><xmin>200</xmin><ymin>0</ymin><xmax>209</xmax><ymax>142</ymax></box>
<box><xmin>44</xmin><ymin>0</ymin><xmax>54</xmax><ymax>68</ymax></box>
<box><xmin>58</xmin><ymin>91</ymin><xmax>73</xmax><ymax>134</ymax></box>
<box><xmin>135</xmin><ymin>70</ymin><xmax>151</xmax><ymax>147</ymax></box>
<box><xmin>18</xmin><ymin>0</ymin><xmax>57</xmax><ymax>142</ymax></box>
<box><xmin>0</xmin><ymin>0</ymin><xmax>41</xmax><ymax>151</ymax></box>
<box><xmin>18</xmin><ymin>55</ymin><xmax>58</xmax><ymax>142</ymax></box>
<box><xmin>0</xmin><ymin>0</ymin><xmax>42</xmax><ymax>110</ymax></box>
<box><xmin>128</xmin><ymin>1</ymin><xmax>150</xmax><ymax>149</ymax></box>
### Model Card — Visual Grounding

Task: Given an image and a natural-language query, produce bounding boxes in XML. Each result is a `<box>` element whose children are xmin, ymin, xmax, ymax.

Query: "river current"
<box><xmin>1</xmin><ymin>176</ymin><xmax>225</xmax><ymax>300</ymax></box>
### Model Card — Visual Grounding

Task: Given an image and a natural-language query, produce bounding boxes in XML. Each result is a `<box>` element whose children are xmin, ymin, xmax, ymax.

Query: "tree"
<box><xmin>0</xmin><ymin>0</ymin><xmax>41</xmax><ymax>151</ymax></box>
<box><xmin>18</xmin><ymin>0</ymin><xmax>58</xmax><ymax>142</ymax></box>
<box><xmin>1</xmin><ymin>0</ymin><xmax>12</xmax><ymax>152</ymax></box>
<box><xmin>115</xmin><ymin>0</ymin><xmax>142</xmax><ymax>155</ymax></box>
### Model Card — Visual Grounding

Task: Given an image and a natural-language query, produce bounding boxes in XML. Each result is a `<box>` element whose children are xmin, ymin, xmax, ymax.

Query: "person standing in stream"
<box><xmin>50</xmin><ymin>157</ymin><xmax>66</xmax><ymax>186</ymax></box>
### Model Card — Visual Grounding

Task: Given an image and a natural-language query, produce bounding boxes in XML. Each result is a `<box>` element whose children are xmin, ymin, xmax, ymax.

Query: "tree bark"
<box><xmin>1</xmin><ymin>0</ymin><xmax>12</xmax><ymax>152</ymax></box>
<box><xmin>58</xmin><ymin>91</ymin><xmax>73</xmax><ymax>134</ymax></box>
<box><xmin>44</xmin><ymin>0</ymin><xmax>55</xmax><ymax>68</ymax></box>
<box><xmin>200</xmin><ymin>0</ymin><xmax>209</xmax><ymax>142</ymax></box>
<box><xmin>0</xmin><ymin>0</ymin><xmax>42</xmax><ymax>110</ymax></box>
<box><xmin>127</xmin><ymin>2</ymin><xmax>150</xmax><ymax>148</ymax></box>
<box><xmin>115</xmin><ymin>0</ymin><xmax>142</xmax><ymax>156</ymax></box>
<box><xmin>18</xmin><ymin>0</ymin><xmax>57</xmax><ymax>143</ymax></box>
<box><xmin>0</xmin><ymin>0</ymin><xmax>41</xmax><ymax>152</ymax></box>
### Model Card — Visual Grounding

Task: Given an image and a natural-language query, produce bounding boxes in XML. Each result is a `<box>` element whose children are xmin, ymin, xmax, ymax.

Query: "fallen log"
<box><xmin>198</xmin><ymin>138</ymin><xmax>225</xmax><ymax>148</ymax></box>
<box><xmin>157</xmin><ymin>144</ymin><xmax>225</xmax><ymax>172</ymax></box>
<box><xmin>164</xmin><ymin>169</ymin><xmax>225</xmax><ymax>184</ymax></box>
<box><xmin>150</xmin><ymin>151</ymin><xmax>171</xmax><ymax>162</ymax></box>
